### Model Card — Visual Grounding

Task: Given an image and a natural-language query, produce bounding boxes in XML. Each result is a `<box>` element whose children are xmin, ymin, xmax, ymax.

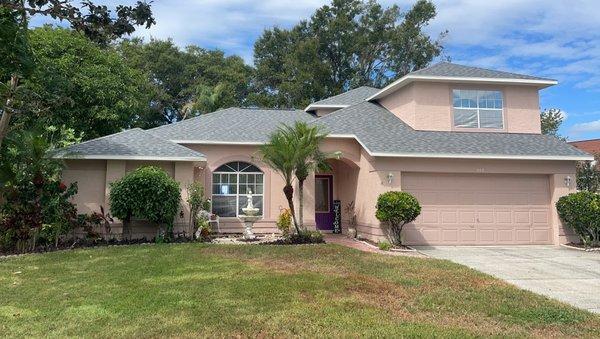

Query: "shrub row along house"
<box><xmin>55</xmin><ymin>62</ymin><xmax>593</xmax><ymax>245</ymax></box>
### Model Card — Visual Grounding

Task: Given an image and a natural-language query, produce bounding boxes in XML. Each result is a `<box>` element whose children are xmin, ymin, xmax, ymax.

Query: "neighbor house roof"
<box><xmin>53</xmin><ymin>128</ymin><xmax>206</xmax><ymax>161</ymax></box>
<box><xmin>304</xmin><ymin>86</ymin><xmax>379</xmax><ymax>112</ymax></box>
<box><xmin>148</xmin><ymin>107</ymin><xmax>316</xmax><ymax>144</ymax></box>
<box><xmin>316</xmin><ymin>101</ymin><xmax>592</xmax><ymax>161</ymax></box>
<box><xmin>569</xmin><ymin>139</ymin><xmax>600</xmax><ymax>156</ymax></box>
<box><xmin>367</xmin><ymin>62</ymin><xmax>558</xmax><ymax>101</ymax></box>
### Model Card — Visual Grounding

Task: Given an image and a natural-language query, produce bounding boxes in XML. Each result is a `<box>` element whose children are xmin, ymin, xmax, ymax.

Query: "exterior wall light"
<box><xmin>564</xmin><ymin>175</ymin><xmax>572</xmax><ymax>188</ymax></box>
<box><xmin>387</xmin><ymin>172</ymin><xmax>394</xmax><ymax>184</ymax></box>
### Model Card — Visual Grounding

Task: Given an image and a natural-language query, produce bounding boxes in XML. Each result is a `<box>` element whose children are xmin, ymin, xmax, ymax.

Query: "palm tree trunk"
<box><xmin>283</xmin><ymin>184</ymin><xmax>300</xmax><ymax>234</ymax></box>
<box><xmin>298</xmin><ymin>179</ymin><xmax>304</xmax><ymax>230</ymax></box>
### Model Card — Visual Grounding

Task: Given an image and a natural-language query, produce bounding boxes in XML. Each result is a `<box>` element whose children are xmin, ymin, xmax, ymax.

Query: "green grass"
<box><xmin>1</xmin><ymin>243</ymin><xmax>599</xmax><ymax>338</ymax></box>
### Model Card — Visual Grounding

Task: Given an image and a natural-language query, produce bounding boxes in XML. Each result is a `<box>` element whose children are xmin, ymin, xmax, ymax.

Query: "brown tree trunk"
<box><xmin>283</xmin><ymin>184</ymin><xmax>300</xmax><ymax>234</ymax></box>
<box><xmin>0</xmin><ymin>75</ymin><xmax>20</xmax><ymax>149</ymax></box>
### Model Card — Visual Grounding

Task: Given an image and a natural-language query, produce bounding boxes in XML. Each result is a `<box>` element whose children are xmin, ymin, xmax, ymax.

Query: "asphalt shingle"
<box><xmin>148</xmin><ymin>107</ymin><xmax>316</xmax><ymax>143</ymax></box>
<box><xmin>306</xmin><ymin>86</ymin><xmax>380</xmax><ymax>109</ymax></box>
<box><xmin>53</xmin><ymin>128</ymin><xmax>205</xmax><ymax>161</ymax></box>
<box><xmin>410</xmin><ymin>62</ymin><xmax>555</xmax><ymax>81</ymax></box>
<box><xmin>315</xmin><ymin>101</ymin><xmax>590</xmax><ymax>158</ymax></box>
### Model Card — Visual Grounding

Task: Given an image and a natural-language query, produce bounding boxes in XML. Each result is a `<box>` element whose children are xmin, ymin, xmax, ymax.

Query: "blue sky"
<box><xmin>32</xmin><ymin>0</ymin><xmax>600</xmax><ymax>141</ymax></box>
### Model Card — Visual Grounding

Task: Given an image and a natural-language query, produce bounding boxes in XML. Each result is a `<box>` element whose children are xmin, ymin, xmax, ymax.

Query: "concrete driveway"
<box><xmin>415</xmin><ymin>246</ymin><xmax>600</xmax><ymax>313</ymax></box>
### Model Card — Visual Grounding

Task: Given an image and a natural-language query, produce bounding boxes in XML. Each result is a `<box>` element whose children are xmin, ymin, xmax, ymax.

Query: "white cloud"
<box><xmin>569</xmin><ymin>120</ymin><xmax>600</xmax><ymax>134</ymax></box>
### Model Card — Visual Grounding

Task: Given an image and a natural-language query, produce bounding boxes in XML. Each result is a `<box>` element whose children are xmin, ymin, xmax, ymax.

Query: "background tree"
<box><xmin>540</xmin><ymin>108</ymin><xmax>566</xmax><ymax>139</ymax></box>
<box><xmin>576</xmin><ymin>156</ymin><xmax>600</xmax><ymax>193</ymax></box>
<box><xmin>117</xmin><ymin>39</ymin><xmax>253</xmax><ymax>126</ymax></box>
<box><xmin>11</xmin><ymin>27</ymin><xmax>153</xmax><ymax>140</ymax></box>
<box><xmin>0</xmin><ymin>0</ymin><xmax>154</xmax><ymax>147</ymax></box>
<box><xmin>252</xmin><ymin>0</ymin><xmax>446</xmax><ymax>108</ymax></box>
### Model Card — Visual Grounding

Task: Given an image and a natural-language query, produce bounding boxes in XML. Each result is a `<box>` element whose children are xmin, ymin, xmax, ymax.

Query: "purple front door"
<box><xmin>315</xmin><ymin>175</ymin><xmax>334</xmax><ymax>231</ymax></box>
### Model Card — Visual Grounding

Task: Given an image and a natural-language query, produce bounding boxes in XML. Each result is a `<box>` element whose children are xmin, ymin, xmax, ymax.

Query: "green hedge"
<box><xmin>375</xmin><ymin>191</ymin><xmax>421</xmax><ymax>245</ymax></box>
<box><xmin>110</xmin><ymin>166</ymin><xmax>181</xmax><ymax>228</ymax></box>
<box><xmin>556</xmin><ymin>191</ymin><xmax>600</xmax><ymax>247</ymax></box>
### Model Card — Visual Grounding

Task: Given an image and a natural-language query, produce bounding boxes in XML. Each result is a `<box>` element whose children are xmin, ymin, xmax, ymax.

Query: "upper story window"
<box><xmin>452</xmin><ymin>90</ymin><xmax>504</xmax><ymax>129</ymax></box>
<box><xmin>211</xmin><ymin>161</ymin><xmax>263</xmax><ymax>217</ymax></box>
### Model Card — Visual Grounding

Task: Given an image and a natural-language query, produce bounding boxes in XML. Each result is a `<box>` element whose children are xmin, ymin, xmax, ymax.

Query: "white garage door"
<box><xmin>401</xmin><ymin>173</ymin><xmax>552</xmax><ymax>245</ymax></box>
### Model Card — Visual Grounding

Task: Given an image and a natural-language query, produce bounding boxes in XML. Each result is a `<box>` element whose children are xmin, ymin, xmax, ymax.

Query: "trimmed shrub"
<box><xmin>288</xmin><ymin>230</ymin><xmax>324</xmax><ymax>244</ymax></box>
<box><xmin>375</xmin><ymin>191</ymin><xmax>421</xmax><ymax>245</ymax></box>
<box><xmin>276</xmin><ymin>208</ymin><xmax>292</xmax><ymax>236</ymax></box>
<box><xmin>378</xmin><ymin>240</ymin><xmax>392</xmax><ymax>251</ymax></box>
<box><xmin>556</xmin><ymin>191</ymin><xmax>600</xmax><ymax>247</ymax></box>
<box><xmin>110</xmin><ymin>166</ymin><xmax>181</xmax><ymax>239</ymax></box>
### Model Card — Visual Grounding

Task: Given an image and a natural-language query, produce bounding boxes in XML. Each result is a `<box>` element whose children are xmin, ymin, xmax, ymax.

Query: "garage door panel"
<box><xmin>402</xmin><ymin>173</ymin><xmax>552</xmax><ymax>245</ymax></box>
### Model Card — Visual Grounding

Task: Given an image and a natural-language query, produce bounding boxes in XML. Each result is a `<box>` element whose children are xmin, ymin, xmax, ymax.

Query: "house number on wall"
<box><xmin>476</xmin><ymin>168</ymin><xmax>485</xmax><ymax>173</ymax></box>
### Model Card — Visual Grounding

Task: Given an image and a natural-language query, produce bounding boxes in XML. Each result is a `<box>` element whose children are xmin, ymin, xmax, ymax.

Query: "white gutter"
<box><xmin>366</xmin><ymin>75</ymin><xmax>558</xmax><ymax>101</ymax></box>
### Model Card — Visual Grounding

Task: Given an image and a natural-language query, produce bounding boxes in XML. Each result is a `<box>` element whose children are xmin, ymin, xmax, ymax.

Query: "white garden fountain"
<box><xmin>239</xmin><ymin>190</ymin><xmax>260</xmax><ymax>240</ymax></box>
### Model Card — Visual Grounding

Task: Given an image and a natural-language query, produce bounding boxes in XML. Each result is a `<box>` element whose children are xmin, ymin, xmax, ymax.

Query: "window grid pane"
<box><xmin>453</xmin><ymin>90</ymin><xmax>503</xmax><ymax>129</ymax></box>
<box><xmin>212</xmin><ymin>166</ymin><xmax>264</xmax><ymax>217</ymax></box>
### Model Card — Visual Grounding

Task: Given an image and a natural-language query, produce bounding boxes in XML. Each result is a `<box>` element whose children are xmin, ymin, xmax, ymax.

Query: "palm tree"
<box><xmin>258</xmin><ymin>127</ymin><xmax>302</xmax><ymax>234</ymax></box>
<box><xmin>286</xmin><ymin>122</ymin><xmax>339</xmax><ymax>229</ymax></box>
<box><xmin>259</xmin><ymin>122</ymin><xmax>340</xmax><ymax>233</ymax></box>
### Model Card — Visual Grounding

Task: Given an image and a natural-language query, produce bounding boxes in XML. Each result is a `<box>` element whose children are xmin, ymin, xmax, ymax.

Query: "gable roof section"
<box><xmin>367</xmin><ymin>62</ymin><xmax>558</xmax><ymax>101</ymax></box>
<box><xmin>316</xmin><ymin>101</ymin><xmax>592</xmax><ymax>161</ymax></box>
<box><xmin>148</xmin><ymin>107</ymin><xmax>316</xmax><ymax>144</ymax></box>
<box><xmin>304</xmin><ymin>86</ymin><xmax>379</xmax><ymax>112</ymax></box>
<box><xmin>53</xmin><ymin>128</ymin><xmax>206</xmax><ymax>161</ymax></box>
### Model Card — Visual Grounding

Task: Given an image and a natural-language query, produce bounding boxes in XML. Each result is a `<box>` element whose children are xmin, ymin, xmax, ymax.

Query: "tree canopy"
<box><xmin>251</xmin><ymin>0</ymin><xmax>446</xmax><ymax>108</ymax></box>
<box><xmin>12</xmin><ymin>27</ymin><xmax>153</xmax><ymax>140</ymax></box>
<box><xmin>116</xmin><ymin>38</ymin><xmax>254</xmax><ymax>125</ymax></box>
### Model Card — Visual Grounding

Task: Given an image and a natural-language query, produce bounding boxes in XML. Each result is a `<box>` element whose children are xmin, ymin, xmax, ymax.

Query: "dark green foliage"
<box><xmin>288</xmin><ymin>230</ymin><xmax>325</xmax><ymax>244</ymax></box>
<box><xmin>540</xmin><ymin>108</ymin><xmax>565</xmax><ymax>140</ymax></box>
<box><xmin>109</xmin><ymin>166</ymin><xmax>181</xmax><ymax>229</ymax></box>
<box><xmin>576</xmin><ymin>156</ymin><xmax>600</xmax><ymax>192</ymax></box>
<box><xmin>0</xmin><ymin>7</ymin><xmax>33</xmax><ymax>81</ymax></box>
<box><xmin>116</xmin><ymin>38</ymin><xmax>253</xmax><ymax>126</ymax></box>
<box><xmin>556</xmin><ymin>191</ymin><xmax>600</xmax><ymax>247</ymax></box>
<box><xmin>12</xmin><ymin>27</ymin><xmax>153</xmax><ymax>140</ymax></box>
<box><xmin>375</xmin><ymin>191</ymin><xmax>421</xmax><ymax>245</ymax></box>
<box><xmin>0</xmin><ymin>128</ymin><xmax>79</xmax><ymax>252</ymax></box>
<box><xmin>252</xmin><ymin>0</ymin><xmax>446</xmax><ymax>108</ymax></box>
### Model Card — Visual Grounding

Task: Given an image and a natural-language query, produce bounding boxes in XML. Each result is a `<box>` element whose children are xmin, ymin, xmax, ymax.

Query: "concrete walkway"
<box><xmin>415</xmin><ymin>246</ymin><xmax>600</xmax><ymax>314</ymax></box>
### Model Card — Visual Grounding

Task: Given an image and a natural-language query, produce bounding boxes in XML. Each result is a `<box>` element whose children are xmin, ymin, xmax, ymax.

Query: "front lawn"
<box><xmin>1</xmin><ymin>243</ymin><xmax>598</xmax><ymax>337</ymax></box>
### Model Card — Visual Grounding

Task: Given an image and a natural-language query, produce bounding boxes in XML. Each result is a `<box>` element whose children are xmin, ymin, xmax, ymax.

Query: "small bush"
<box><xmin>276</xmin><ymin>208</ymin><xmax>292</xmax><ymax>236</ymax></box>
<box><xmin>378</xmin><ymin>240</ymin><xmax>392</xmax><ymax>251</ymax></box>
<box><xmin>110</xmin><ymin>166</ymin><xmax>181</xmax><ymax>239</ymax></box>
<box><xmin>556</xmin><ymin>191</ymin><xmax>600</xmax><ymax>247</ymax></box>
<box><xmin>375</xmin><ymin>191</ymin><xmax>421</xmax><ymax>245</ymax></box>
<box><xmin>288</xmin><ymin>230</ymin><xmax>324</xmax><ymax>244</ymax></box>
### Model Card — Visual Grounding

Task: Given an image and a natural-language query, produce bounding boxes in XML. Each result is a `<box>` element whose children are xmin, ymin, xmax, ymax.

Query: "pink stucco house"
<box><xmin>55</xmin><ymin>62</ymin><xmax>593</xmax><ymax>245</ymax></box>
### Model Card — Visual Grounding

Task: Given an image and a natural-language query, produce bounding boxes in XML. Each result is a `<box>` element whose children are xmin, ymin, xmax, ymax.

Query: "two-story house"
<box><xmin>56</xmin><ymin>62</ymin><xmax>593</xmax><ymax>245</ymax></box>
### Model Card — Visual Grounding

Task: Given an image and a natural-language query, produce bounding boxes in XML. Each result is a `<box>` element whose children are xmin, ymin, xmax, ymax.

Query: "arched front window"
<box><xmin>211</xmin><ymin>161</ymin><xmax>264</xmax><ymax>217</ymax></box>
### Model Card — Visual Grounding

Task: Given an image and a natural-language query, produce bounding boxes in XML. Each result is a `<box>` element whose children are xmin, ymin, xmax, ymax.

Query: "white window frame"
<box><xmin>452</xmin><ymin>89</ymin><xmax>504</xmax><ymax>129</ymax></box>
<box><xmin>211</xmin><ymin>162</ymin><xmax>264</xmax><ymax>218</ymax></box>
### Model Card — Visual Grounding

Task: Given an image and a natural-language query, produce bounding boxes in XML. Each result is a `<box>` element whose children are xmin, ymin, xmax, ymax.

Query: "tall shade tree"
<box><xmin>252</xmin><ymin>0</ymin><xmax>446</xmax><ymax>108</ymax></box>
<box><xmin>117</xmin><ymin>39</ymin><xmax>253</xmax><ymax>126</ymax></box>
<box><xmin>0</xmin><ymin>0</ymin><xmax>154</xmax><ymax>148</ymax></box>
<box><xmin>11</xmin><ymin>27</ymin><xmax>153</xmax><ymax>140</ymax></box>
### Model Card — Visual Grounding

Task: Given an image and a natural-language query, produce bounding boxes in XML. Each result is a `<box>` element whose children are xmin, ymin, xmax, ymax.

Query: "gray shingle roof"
<box><xmin>305</xmin><ymin>86</ymin><xmax>380</xmax><ymax>110</ymax></box>
<box><xmin>315</xmin><ymin>101</ymin><xmax>590</xmax><ymax>159</ymax></box>
<box><xmin>411</xmin><ymin>62</ymin><xmax>555</xmax><ymax>81</ymax></box>
<box><xmin>53</xmin><ymin>128</ymin><xmax>206</xmax><ymax>161</ymax></box>
<box><xmin>148</xmin><ymin>107</ymin><xmax>316</xmax><ymax>143</ymax></box>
